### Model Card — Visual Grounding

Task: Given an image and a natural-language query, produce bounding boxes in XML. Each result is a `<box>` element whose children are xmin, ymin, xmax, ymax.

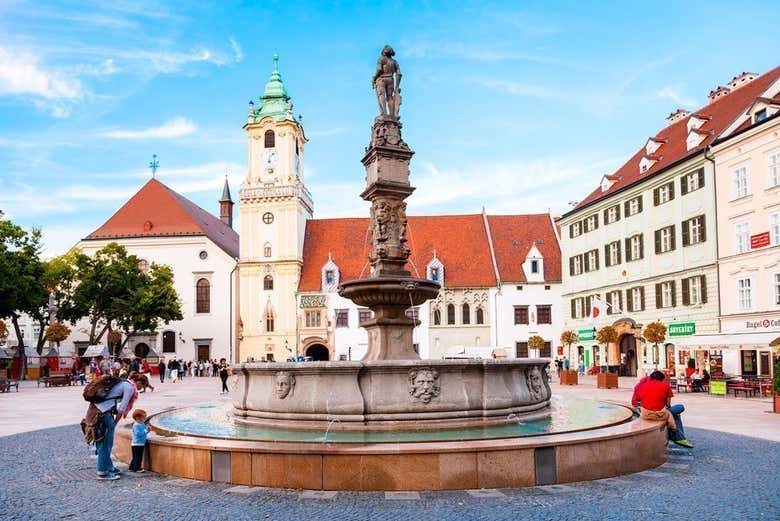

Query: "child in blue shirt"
<box><xmin>129</xmin><ymin>409</ymin><xmax>148</xmax><ymax>472</ymax></box>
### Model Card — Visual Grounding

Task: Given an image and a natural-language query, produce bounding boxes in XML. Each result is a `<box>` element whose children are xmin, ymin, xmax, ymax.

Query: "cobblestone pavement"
<box><xmin>1</xmin><ymin>425</ymin><xmax>778</xmax><ymax>520</ymax></box>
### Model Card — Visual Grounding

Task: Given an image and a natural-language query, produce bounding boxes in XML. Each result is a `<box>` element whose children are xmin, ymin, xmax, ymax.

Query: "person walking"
<box><xmin>128</xmin><ymin>409</ymin><xmax>148</xmax><ymax>473</ymax></box>
<box><xmin>157</xmin><ymin>359</ymin><xmax>165</xmax><ymax>383</ymax></box>
<box><xmin>170</xmin><ymin>359</ymin><xmax>179</xmax><ymax>383</ymax></box>
<box><xmin>633</xmin><ymin>371</ymin><xmax>693</xmax><ymax>448</ymax></box>
<box><xmin>91</xmin><ymin>376</ymin><xmax>137</xmax><ymax>480</ymax></box>
<box><xmin>219</xmin><ymin>359</ymin><xmax>230</xmax><ymax>394</ymax></box>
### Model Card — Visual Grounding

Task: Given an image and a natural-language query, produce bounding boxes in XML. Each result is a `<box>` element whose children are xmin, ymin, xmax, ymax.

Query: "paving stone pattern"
<box><xmin>0</xmin><ymin>425</ymin><xmax>778</xmax><ymax>521</ymax></box>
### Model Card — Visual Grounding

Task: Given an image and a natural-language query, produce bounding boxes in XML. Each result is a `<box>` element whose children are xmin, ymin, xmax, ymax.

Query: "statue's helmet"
<box><xmin>382</xmin><ymin>45</ymin><xmax>395</xmax><ymax>57</ymax></box>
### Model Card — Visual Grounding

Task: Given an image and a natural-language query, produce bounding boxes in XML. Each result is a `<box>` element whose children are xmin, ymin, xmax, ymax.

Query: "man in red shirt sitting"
<box><xmin>633</xmin><ymin>370</ymin><xmax>693</xmax><ymax>448</ymax></box>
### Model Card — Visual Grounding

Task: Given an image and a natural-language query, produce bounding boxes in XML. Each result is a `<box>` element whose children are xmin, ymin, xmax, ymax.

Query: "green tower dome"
<box><xmin>253</xmin><ymin>54</ymin><xmax>295</xmax><ymax>122</ymax></box>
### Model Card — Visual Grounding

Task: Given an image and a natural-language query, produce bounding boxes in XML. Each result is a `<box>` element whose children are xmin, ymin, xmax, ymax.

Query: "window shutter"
<box><xmin>700</xmin><ymin>275</ymin><xmax>707</xmax><ymax>304</ymax></box>
<box><xmin>603</xmin><ymin>208</ymin><xmax>609</xmax><ymax>223</ymax></box>
<box><xmin>640</xmin><ymin>287</ymin><xmax>645</xmax><ymax>310</ymax></box>
<box><xmin>682</xmin><ymin>277</ymin><xmax>690</xmax><ymax>306</ymax></box>
<box><xmin>670</xmin><ymin>225</ymin><xmax>676</xmax><ymax>251</ymax></box>
<box><xmin>594</xmin><ymin>250</ymin><xmax>599</xmax><ymax>270</ymax></box>
<box><xmin>625</xmin><ymin>290</ymin><xmax>631</xmax><ymax>312</ymax></box>
<box><xmin>680</xmin><ymin>175</ymin><xmax>688</xmax><ymax>196</ymax></box>
<box><xmin>569</xmin><ymin>225</ymin><xmax>573</xmax><ymax>239</ymax></box>
<box><xmin>571</xmin><ymin>299</ymin><xmax>576</xmax><ymax>318</ymax></box>
<box><xmin>618</xmin><ymin>291</ymin><xmax>623</xmax><ymax>312</ymax></box>
<box><xmin>682</xmin><ymin>218</ymin><xmax>690</xmax><ymax>246</ymax></box>
<box><xmin>655</xmin><ymin>284</ymin><xmax>662</xmax><ymax>309</ymax></box>
<box><xmin>616</xmin><ymin>242</ymin><xmax>622</xmax><ymax>264</ymax></box>
<box><xmin>638</xmin><ymin>196</ymin><xmax>643</xmax><ymax>213</ymax></box>
<box><xmin>615</xmin><ymin>204</ymin><xmax>621</xmax><ymax>220</ymax></box>
<box><xmin>604</xmin><ymin>245</ymin><xmax>610</xmax><ymax>267</ymax></box>
<box><xmin>624</xmin><ymin>200</ymin><xmax>630</xmax><ymax>215</ymax></box>
<box><xmin>624</xmin><ymin>238</ymin><xmax>631</xmax><ymax>261</ymax></box>
<box><xmin>669</xmin><ymin>182</ymin><xmax>675</xmax><ymax>201</ymax></box>
<box><xmin>671</xmin><ymin>280</ymin><xmax>677</xmax><ymax>307</ymax></box>
<box><xmin>586</xmin><ymin>295</ymin><xmax>592</xmax><ymax>314</ymax></box>
<box><xmin>653</xmin><ymin>187</ymin><xmax>660</xmax><ymax>206</ymax></box>
<box><xmin>594</xmin><ymin>214</ymin><xmax>599</xmax><ymax>229</ymax></box>
<box><xmin>569</xmin><ymin>257</ymin><xmax>574</xmax><ymax>276</ymax></box>
<box><xmin>698</xmin><ymin>168</ymin><xmax>705</xmax><ymax>188</ymax></box>
<box><xmin>639</xmin><ymin>234</ymin><xmax>644</xmax><ymax>259</ymax></box>
<box><xmin>654</xmin><ymin>229</ymin><xmax>661</xmax><ymax>254</ymax></box>
<box><xmin>700</xmin><ymin>215</ymin><xmax>706</xmax><ymax>242</ymax></box>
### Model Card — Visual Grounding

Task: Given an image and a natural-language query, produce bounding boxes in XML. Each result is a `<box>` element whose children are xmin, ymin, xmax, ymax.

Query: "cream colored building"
<box><xmin>559</xmin><ymin>68</ymin><xmax>780</xmax><ymax>377</ymax></box>
<box><xmin>702</xmin><ymin>77</ymin><xmax>780</xmax><ymax>377</ymax></box>
<box><xmin>238</xmin><ymin>56</ymin><xmax>313</xmax><ymax>362</ymax></box>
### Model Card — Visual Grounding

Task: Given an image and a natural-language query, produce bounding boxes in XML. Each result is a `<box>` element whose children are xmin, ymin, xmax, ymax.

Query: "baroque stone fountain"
<box><xmin>231</xmin><ymin>45</ymin><xmax>552</xmax><ymax>430</ymax></box>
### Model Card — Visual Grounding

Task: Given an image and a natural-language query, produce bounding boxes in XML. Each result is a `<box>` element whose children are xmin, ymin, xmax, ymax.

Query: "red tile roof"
<box><xmin>570</xmin><ymin>65</ymin><xmax>780</xmax><ymax>213</ymax></box>
<box><xmin>299</xmin><ymin>213</ymin><xmax>561</xmax><ymax>291</ymax></box>
<box><xmin>487</xmin><ymin>214</ymin><xmax>561</xmax><ymax>283</ymax></box>
<box><xmin>85</xmin><ymin>179</ymin><xmax>239</xmax><ymax>258</ymax></box>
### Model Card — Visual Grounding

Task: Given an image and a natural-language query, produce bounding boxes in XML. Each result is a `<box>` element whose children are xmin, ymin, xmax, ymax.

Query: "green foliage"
<box><xmin>643</xmin><ymin>321</ymin><xmax>667</xmax><ymax>346</ymax></box>
<box><xmin>596</xmin><ymin>326</ymin><xmax>618</xmax><ymax>345</ymax></box>
<box><xmin>774</xmin><ymin>360</ymin><xmax>780</xmax><ymax>394</ymax></box>
<box><xmin>560</xmin><ymin>330</ymin><xmax>578</xmax><ymax>347</ymax></box>
<box><xmin>56</xmin><ymin>242</ymin><xmax>182</xmax><ymax>344</ymax></box>
<box><xmin>528</xmin><ymin>335</ymin><xmax>545</xmax><ymax>351</ymax></box>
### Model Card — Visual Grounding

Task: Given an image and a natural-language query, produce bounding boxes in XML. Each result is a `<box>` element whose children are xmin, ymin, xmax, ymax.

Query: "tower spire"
<box><xmin>219</xmin><ymin>174</ymin><xmax>234</xmax><ymax>228</ymax></box>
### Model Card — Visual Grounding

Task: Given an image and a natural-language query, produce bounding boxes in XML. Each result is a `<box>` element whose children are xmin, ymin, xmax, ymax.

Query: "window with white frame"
<box><xmin>657</xmin><ymin>183</ymin><xmax>672</xmax><ymax>204</ymax></box>
<box><xmin>607</xmin><ymin>291</ymin><xmax>621</xmax><ymax>314</ymax></box>
<box><xmin>627</xmin><ymin>196</ymin><xmax>641</xmax><ymax>216</ymax></box>
<box><xmin>768</xmin><ymin>150</ymin><xmax>780</xmax><ymax>188</ymax></box>
<box><xmin>606</xmin><ymin>205</ymin><xmax>619</xmax><ymax>224</ymax></box>
<box><xmin>586</xmin><ymin>250</ymin><xmax>598</xmax><ymax>271</ymax></box>
<box><xmin>584</xmin><ymin>215</ymin><xmax>597</xmax><ymax>232</ymax></box>
<box><xmin>771</xmin><ymin>212</ymin><xmax>780</xmax><ymax>246</ymax></box>
<box><xmin>685</xmin><ymin>170</ymin><xmax>702</xmax><ymax>193</ymax></box>
<box><xmin>732</xmin><ymin>165</ymin><xmax>749</xmax><ymax>199</ymax></box>
<box><xmin>305</xmin><ymin>310</ymin><xmax>321</xmax><ymax>328</ymax></box>
<box><xmin>571</xmin><ymin>221</ymin><xmax>581</xmax><ymax>238</ymax></box>
<box><xmin>608</xmin><ymin>241</ymin><xmax>620</xmax><ymax>266</ymax></box>
<box><xmin>630</xmin><ymin>287</ymin><xmax>643</xmax><ymax>312</ymax></box>
<box><xmin>658</xmin><ymin>226</ymin><xmax>674</xmax><ymax>253</ymax></box>
<box><xmin>774</xmin><ymin>273</ymin><xmax>780</xmax><ymax>305</ymax></box>
<box><xmin>574</xmin><ymin>298</ymin><xmax>583</xmax><ymax>319</ymax></box>
<box><xmin>735</xmin><ymin>222</ymin><xmax>750</xmax><ymax>253</ymax></box>
<box><xmin>573</xmin><ymin>255</ymin><xmax>582</xmax><ymax>275</ymax></box>
<box><xmin>628</xmin><ymin>234</ymin><xmax>642</xmax><ymax>261</ymax></box>
<box><xmin>689</xmin><ymin>276</ymin><xmax>702</xmax><ymax>305</ymax></box>
<box><xmin>661</xmin><ymin>281</ymin><xmax>674</xmax><ymax>308</ymax></box>
<box><xmin>737</xmin><ymin>278</ymin><xmax>752</xmax><ymax>310</ymax></box>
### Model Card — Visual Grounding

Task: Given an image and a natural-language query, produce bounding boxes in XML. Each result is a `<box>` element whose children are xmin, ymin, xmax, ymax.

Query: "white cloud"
<box><xmin>0</xmin><ymin>47</ymin><xmax>82</xmax><ymax>100</ymax></box>
<box><xmin>100</xmin><ymin>117</ymin><xmax>197</xmax><ymax>139</ymax></box>
<box><xmin>118</xmin><ymin>47</ymin><xmax>235</xmax><ymax>74</ymax></box>
<box><xmin>656</xmin><ymin>86</ymin><xmax>697</xmax><ymax>108</ymax></box>
<box><xmin>229</xmin><ymin>37</ymin><xmax>244</xmax><ymax>63</ymax></box>
<box><xmin>477</xmin><ymin>79</ymin><xmax>565</xmax><ymax>100</ymax></box>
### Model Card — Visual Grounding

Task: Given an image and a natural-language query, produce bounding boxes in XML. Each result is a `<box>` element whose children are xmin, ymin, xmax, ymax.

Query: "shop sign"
<box><xmin>709</xmin><ymin>380</ymin><xmax>726</xmax><ymax>396</ymax></box>
<box><xmin>745</xmin><ymin>317</ymin><xmax>780</xmax><ymax>330</ymax></box>
<box><xmin>668</xmin><ymin>322</ymin><xmax>696</xmax><ymax>337</ymax></box>
<box><xmin>749</xmin><ymin>231</ymin><xmax>770</xmax><ymax>249</ymax></box>
<box><xmin>578</xmin><ymin>328</ymin><xmax>595</xmax><ymax>341</ymax></box>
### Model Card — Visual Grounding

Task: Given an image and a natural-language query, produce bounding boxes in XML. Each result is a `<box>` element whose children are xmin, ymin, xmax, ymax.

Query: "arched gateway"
<box><xmin>305</xmin><ymin>343</ymin><xmax>330</xmax><ymax>361</ymax></box>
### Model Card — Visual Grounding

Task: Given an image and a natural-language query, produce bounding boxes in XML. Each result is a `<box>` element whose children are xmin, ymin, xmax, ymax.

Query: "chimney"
<box><xmin>727</xmin><ymin>72</ymin><xmax>758</xmax><ymax>91</ymax></box>
<box><xmin>219</xmin><ymin>176</ymin><xmax>234</xmax><ymax>228</ymax></box>
<box><xmin>667</xmin><ymin>109</ymin><xmax>691</xmax><ymax>124</ymax></box>
<box><xmin>708</xmin><ymin>86</ymin><xmax>730</xmax><ymax>103</ymax></box>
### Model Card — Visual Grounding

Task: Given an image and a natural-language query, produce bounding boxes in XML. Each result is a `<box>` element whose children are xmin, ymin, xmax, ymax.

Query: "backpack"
<box><xmin>83</xmin><ymin>374</ymin><xmax>121</xmax><ymax>403</ymax></box>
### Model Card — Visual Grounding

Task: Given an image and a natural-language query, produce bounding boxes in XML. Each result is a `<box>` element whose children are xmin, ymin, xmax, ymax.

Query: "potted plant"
<box><xmin>596</xmin><ymin>325</ymin><xmax>619</xmax><ymax>389</ymax></box>
<box><xmin>528</xmin><ymin>335</ymin><xmax>546</xmax><ymax>358</ymax></box>
<box><xmin>559</xmin><ymin>330</ymin><xmax>579</xmax><ymax>385</ymax></box>
<box><xmin>643</xmin><ymin>321</ymin><xmax>667</xmax><ymax>372</ymax></box>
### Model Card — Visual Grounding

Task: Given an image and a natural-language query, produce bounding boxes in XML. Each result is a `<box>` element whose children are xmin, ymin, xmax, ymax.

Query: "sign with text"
<box><xmin>750</xmin><ymin>231</ymin><xmax>770</xmax><ymax>249</ymax></box>
<box><xmin>668</xmin><ymin>322</ymin><xmax>696</xmax><ymax>337</ymax></box>
<box><xmin>578</xmin><ymin>328</ymin><xmax>595</xmax><ymax>341</ymax></box>
<box><xmin>709</xmin><ymin>380</ymin><xmax>726</xmax><ymax>396</ymax></box>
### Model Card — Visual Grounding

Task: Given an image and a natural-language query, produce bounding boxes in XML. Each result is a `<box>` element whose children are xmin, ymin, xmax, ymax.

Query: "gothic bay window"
<box><xmin>732</xmin><ymin>166</ymin><xmax>749</xmax><ymax>199</ymax></box>
<box><xmin>432</xmin><ymin>308</ymin><xmax>441</xmax><ymax>325</ymax></box>
<box><xmin>605</xmin><ymin>241</ymin><xmax>621</xmax><ymax>267</ymax></box>
<box><xmin>475</xmin><ymin>307</ymin><xmax>484</xmax><ymax>325</ymax></box>
<box><xmin>264</xmin><ymin>275</ymin><xmax>274</xmax><ymax>290</ymax></box>
<box><xmin>655</xmin><ymin>281</ymin><xmax>676</xmax><ymax>309</ymax></box>
<box><xmin>653</xmin><ymin>182</ymin><xmax>674</xmax><ymax>206</ymax></box>
<box><xmin>682</xmin><ymin>275</ymin><xmax>707</xmax><ymax>306</ymax></box>
<box><xmin>196</xmin><ymin>278</ymin><xmax>210</xmax><ymax>313</ymax></box>
<box><xmin>681</xmin><ymin>168</ymin><xmax>705</xmax><ymax>194</ymax></box>
<box><xmin>514</xmin><ymin>306</ymin><xmax>529</xmax><ymax>325</ymax></box>
<box><xmin>625</xmin><ymin>195</ymin><xmax>643</xmax><ymax>216</ymax></box>
<box><xmin>768</xmin><ymin>151</ymin><xmax>780</xmax><ymax>188</ymax></box>
<box><xmin>305</xmin><ymin>310</ymin><xmax>322</xmax><ymax>328</ymax></box>
<box><xmin>737</xmin><ymin>278</ymin><xmax>752</xmax><ymax>310</ymax></box>
<box><xmin>447</xmin><ymin>304</ymin><xmax>456</xmax><ymax>325</ymax></box>
<box><xmin>264</xmin><ymin>129</ymin><xmax>275</xmax><ymax>148</ymax></box>
<box><xmin>682</xmin><ymin>215</ymin><xmax>706</xmax><ymax>246</ymax></box>
<box><xmin>462</xmin><ymin>303</ymin><xmax>470</xmax><ymax>324</ymax></box>
<box><xmin>358</xmin><ymin>309</ymin><xmax>373</xmax><ymax>325</ymax></box>
<box><xmin>734</xmin><ymin>222</ymin><xmax>750</xmax><ymax>253</ymax></box>
<box><xmin>654</xmin><ymin>225</ymin><xmax>676</xmax><ymax>254</ymax></box>
<box><xmin>335</xmin><ymin>309</ymin><xmax>349</xmax><ymax>328</ymax></box>
<box><xmin>536</xmin><ymin>305</ymin><xmax>552</xmax><ymax>324</ymax></box>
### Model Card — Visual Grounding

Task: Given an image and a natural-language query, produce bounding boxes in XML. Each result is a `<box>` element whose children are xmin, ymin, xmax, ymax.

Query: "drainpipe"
<box><xmin>703</xmin><ymin>146</ymin><xmax>721</xmax><ymax>332</ymax></box>
<box><xmin>229</xmin><ymin>259</ymin><xmax>239</xmax><ymax>364</ymax></box>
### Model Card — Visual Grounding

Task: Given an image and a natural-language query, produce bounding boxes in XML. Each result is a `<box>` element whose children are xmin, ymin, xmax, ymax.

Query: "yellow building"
<box><xmin>238</xmin><ymin>55</ymin><xmax>313</xmax><ymax>362</ymax></box>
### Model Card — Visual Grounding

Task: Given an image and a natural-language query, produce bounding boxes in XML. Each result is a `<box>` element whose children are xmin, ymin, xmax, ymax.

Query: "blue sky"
<box><xmin>1</xmin><ymin>0</ymin><xmax>778</xmax><ymax>256</ymax></box>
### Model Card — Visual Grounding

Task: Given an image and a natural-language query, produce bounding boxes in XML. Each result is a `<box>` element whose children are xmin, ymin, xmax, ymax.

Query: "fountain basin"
<box><xmin>231</xmin><ymin>359</ymin><xmax>552</xmax><ymax>430</ymax></box>
<box><xmin>337</xmin><ymin>277</ymin><xmax>440</xmax><ymax>308</ymax></box>
<box><xmin>113</xmin><ymin>397</ymin><xmax>668</xmax><ymax>490</ymax></box>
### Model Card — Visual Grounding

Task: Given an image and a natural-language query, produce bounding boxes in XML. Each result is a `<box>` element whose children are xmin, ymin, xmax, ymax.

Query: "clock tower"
<box><xmin>238</xmin><ymin>54</ymin><xmax>313</xmax><ymax>362</ymax></box>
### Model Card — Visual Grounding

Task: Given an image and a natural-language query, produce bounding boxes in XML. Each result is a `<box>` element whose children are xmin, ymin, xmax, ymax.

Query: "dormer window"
<box><xmin>523</xmin><ymin>244</ymin><xmax>544</xmax><ymax>282</ymax></box>
<box><xmin>687</xmin><ymin>115</ymin><xmax>706</xmax><ymax>132</ymax></box>
<box><xmin>755</xmin><ymin>109</ymin><xmax>767</xmax><ymax>123</ymax></box>
<box><xmin>600</xmin><ymin>176</ymin><xmax>613</xmax><ymax>193</ymax></box>
<box><xmin>531</xmin><ymin>260</ymin><xmax>539</xmax><ymax>274</ymax></box>
<box><xmin>686</xmin><ymin>129</ymin><xmax>706</xmax><ymax>151</ymax></box>
<box><xmin>639</xmin><ymin>156</ymin><xmax>656</xmax><ymax>174</ymax></box>
<box><xmin>321</xmin><ymin>254</ymin><xmax>340</xmax><ymax>292</ymax></box>
<box><xmin>426</xmin><ymin>256</ymin><xmax>445</xmax><ymax>286</ymax></box>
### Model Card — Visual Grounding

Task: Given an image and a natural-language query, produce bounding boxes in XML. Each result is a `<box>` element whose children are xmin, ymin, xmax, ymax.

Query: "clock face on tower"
<box><xmin>262</xmin><ymin>149</ymin><xmax>278</xmax><ymax>167</ymax></box>
<box><xmin>260</xmin><ymin>149</ymin><xmax>279</xmax><ymax>183</ymax></box>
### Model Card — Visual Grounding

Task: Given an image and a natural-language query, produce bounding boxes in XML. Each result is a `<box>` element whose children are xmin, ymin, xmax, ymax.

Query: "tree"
<box><xmin>528</xmin><ymin>335</ymin><xmax>545</xmax><ymax>353</ymax></box>
<box><xmin>643</xmin><ymin>321</ymin><xmax>667</xmax><ymax>368</ymax></box>
<box><xmin>596</xmin><ymin>326</ymin><xmax>618</xmax><ymax>372</ymax></box>
<box><xmin>560</xmin><ymin>330</ymin><xmax>579</xmax><ymax>367</ymax></box>
<box><xmin>0</xmin><ymin>319</ymin><xmax>7</xmax><ymax>338</ymax></box>
<box><xmin>44</xmin><ymin>322</ymin><xmax>71</xmax><ymax>346</ymax></box>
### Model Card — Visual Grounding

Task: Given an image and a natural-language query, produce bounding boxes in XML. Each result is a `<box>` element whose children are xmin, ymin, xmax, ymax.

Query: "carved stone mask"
<box><xmin>275</xmin><ymin>372</ymin><xmax>295</xmax><ymax>399</ymax></box>
<box><xmin>528</xmin><ymin>367</ymin><xmax>544</xmax><ymax>398</ymax></box>
<box><xmin>409</xmin><ymin>368</ymin><xmax>440</xmax><ymax>404</ymax></box>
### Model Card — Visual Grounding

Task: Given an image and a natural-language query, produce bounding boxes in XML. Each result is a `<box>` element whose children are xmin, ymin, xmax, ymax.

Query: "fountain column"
<box><xmin>339</xmin><ymin>45</ymin><xmax>439</xmax><ymax>360</ymax></box>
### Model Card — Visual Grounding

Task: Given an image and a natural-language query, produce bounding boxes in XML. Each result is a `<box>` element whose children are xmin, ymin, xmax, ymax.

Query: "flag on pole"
<box><xmin>588</xmin><ymin>298</ymin><xmax>608</xmax><ymax>325</ymax></box>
